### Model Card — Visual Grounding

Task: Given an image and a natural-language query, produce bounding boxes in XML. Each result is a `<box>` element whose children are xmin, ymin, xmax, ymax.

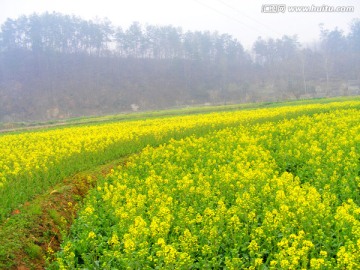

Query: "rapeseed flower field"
<box><xmin>49</xmin><ymin>102</ymin><xmax>360</xmax><ymax>269</ymax></box>
<box><xmin>2</xmin><ymin>101</ymin><xmax>356</xmax><ymax>220</ymax></box>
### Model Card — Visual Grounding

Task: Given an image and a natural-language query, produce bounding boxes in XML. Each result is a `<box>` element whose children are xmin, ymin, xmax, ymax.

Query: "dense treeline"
<box><xmin>0</xmin><ymin>12</ymin><xmax>359</xmax><ymax>121</ymax></box>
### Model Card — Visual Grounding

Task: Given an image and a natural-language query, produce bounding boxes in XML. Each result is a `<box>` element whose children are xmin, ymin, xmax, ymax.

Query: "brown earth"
<box><xmin>0</xmin><ymin>159</ymin><xmax>126</xmax><ymax>270</ymax></box>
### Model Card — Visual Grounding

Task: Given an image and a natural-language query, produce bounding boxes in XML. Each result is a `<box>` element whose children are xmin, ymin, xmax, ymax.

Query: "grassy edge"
<box><xmin>0</xmin><ymin>157</ymin><xmax>128</xmax><ymax>269</ymax></box>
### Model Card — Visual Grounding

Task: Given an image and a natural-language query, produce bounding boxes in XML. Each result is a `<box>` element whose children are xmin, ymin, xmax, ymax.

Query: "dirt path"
<box><xmin>0</xmin><ymin>158</ymin><xmax>127</xmax><ymax>270</ymax></box>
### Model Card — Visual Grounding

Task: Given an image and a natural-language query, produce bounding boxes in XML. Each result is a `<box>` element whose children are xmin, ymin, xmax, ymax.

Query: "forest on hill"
<box><xmin>0</xmin><ymin>12</ymin><xmax>359</xmax><ymax>121</ymax></box>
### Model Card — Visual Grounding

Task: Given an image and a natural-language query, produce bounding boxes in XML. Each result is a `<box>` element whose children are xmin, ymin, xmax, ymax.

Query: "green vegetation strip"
<box><xmin>0</xmin><ymin>159</ymin><xmax>126</xmax><ymax>269</ymax></box>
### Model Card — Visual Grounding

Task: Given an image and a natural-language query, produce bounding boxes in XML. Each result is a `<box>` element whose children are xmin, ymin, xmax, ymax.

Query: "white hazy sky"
<box><xmin>0</xmin><ymin>0</ymin><xmax>359</xmax><ymax>49</ymax></box>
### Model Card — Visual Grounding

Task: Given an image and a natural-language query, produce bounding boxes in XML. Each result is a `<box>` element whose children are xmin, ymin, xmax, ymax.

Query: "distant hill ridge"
<box><xmin>0</xmin><ymin>13</ymin><xmax>359</xmax><ymax>121</ymax></box>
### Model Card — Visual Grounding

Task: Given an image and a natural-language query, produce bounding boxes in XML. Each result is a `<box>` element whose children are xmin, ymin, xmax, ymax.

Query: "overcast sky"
<box><xmin>0</xmin><ymin>0</ymin><xmax>359</xmax><ymax>49</ymax></box>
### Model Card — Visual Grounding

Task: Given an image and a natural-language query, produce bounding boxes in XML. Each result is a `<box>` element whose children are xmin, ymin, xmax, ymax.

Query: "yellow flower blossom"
<box><xmin>88</xmin><ymin>231</ymin><xmax>96</xmax><ymax>239</ymax></box>
<box><xmin>49</xmin><ymin>100</ymin><xmax>360</xmax><ymax>268</ymax></box>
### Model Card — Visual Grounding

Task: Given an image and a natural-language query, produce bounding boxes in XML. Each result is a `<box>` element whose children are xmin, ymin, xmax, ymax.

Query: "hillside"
<box><xmin>0</xmin><ymin>13</ymin><xmax>359</xmax><ymax>122</ymax></box>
